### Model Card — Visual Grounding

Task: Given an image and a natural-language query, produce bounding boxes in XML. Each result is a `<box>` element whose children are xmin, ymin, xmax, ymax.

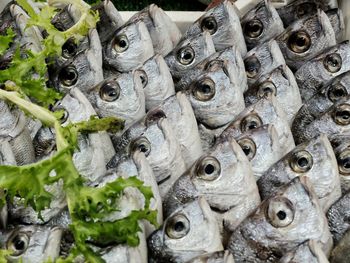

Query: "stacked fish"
<box><xmin>1</xmin><ymin>0</ymin><xmax>350</xmax><ymax>262</ymax></box>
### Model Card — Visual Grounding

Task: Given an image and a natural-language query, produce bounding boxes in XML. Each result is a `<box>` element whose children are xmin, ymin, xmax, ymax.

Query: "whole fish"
<box><xmin>279</xmin><ymin>240</ymin><xmax>329</xmax><ymax>263</ymax></box>
<box><xmin>186</xmin><ymin>251</ymin><xmax>234</xmax><ymax>263</ymax></box>
<box><xmin>292</xmin><ymin>96</ymin><xmax>350</xmax><ymax>144</ymax></box>
<box><xmin>0</xmin><ymin>225</ymin><xmax>63</xmax><ymax>262</ymax></box>
<box><xmin>136</xmin><ymin>54</ymin><xmax>175</xmax><ymax>111</ymax></box>
<box><xmin>182</xmin><ymin>0</ymin><xmax>246</xmax><ymax>56</ymax></box>
<box><xmin>86</xmin><ymin>71</ymin><xmax>145</xmax><ymax>131</ymax></box>
<box><xmin>103</xmin><ymin>20</ymin><xmax>154</xmax><ymax>72</ymax></box>
<box><xmin>292</xmin><ymin>71</ymin><xmax>350</xmax><ymax>137</ymax></box>
<box><xmin>146</xmin><ymin>93</ymin><xmax>203</xmax><ymax>168</ymax></box>
<box><xmin>244</xmin><ymin>40</ymin><xmax>286</xmax><ymax>87</ymax></box>
<box><xmin>220</xmin><ymin>94</ymin><xmax>295</xmax><ymax>155</ymax></box>
<box><xmin>330</xmin><ymin>229</ymin><xmax>350</xmax><ymax>263</ymax></box>
<box><xmin>164</xmin><ymin>136</ymin><xmax>260</xmax><ymax>236</ymax></box>
<box><xmin>234</xmin><ymin>124</ymin><xmax>288</xmax><ymax>180</ymax></box>
<box><xmin>175</xmin><ymin>45</ymin><xmax>247</xmax><ymax>94</ymax></box>
<box><xmin>276</xmin><ymin>9</ymin><xmax>336</xmax><ymax>71</ymax></box>
<box><xmin>148</xmin><ymin>197</ymin><xmax>223</xmax><ymax>263</ymax></box>
<box><xmin>257</xmin><ymin>134</ymin><xmax>341</xmax><ymax>212</ymax></box>
<box><xmin>244</xmin><ymin>65</ymin><xmax>302</xmax><ymax>125</ymax></box>
<box><xmin>294</xmin><ymin>41</ymin><xmax>350</xmax><ymax>102</ymax></box>
<box><xmin>165</xmin><ymin>32</ymin><xmax>216</xmax><ymax>82</ymax></box>
<box><xmin>228</xmin><ymin>176</ymin><xmax>333</xmax><ymax>262</ymax></box>
<box><xmin>128</xmin><ymin>4</ymin><xmax>182</xmax><ymax>56</ymax></box>
<box><xmin>184</xmin><ymin>59</ymin><xmax>245</xmax><ymax>128</ymax></box>
<box><xmin>241</xmin><ymin>0</ymin><xmax>284</xmax><ymax>51</ymax></box>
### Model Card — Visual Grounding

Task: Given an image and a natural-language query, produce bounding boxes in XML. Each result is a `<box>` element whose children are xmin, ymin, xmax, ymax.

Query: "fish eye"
<box><xmin>136</xmin><ymin>70</ymin><xmax>148</xmax><ymax>88</ymax></box>
<box><xmin>296</xmin><ymin>3</ymin><xmax>316</xmax><ymax>18</ymax></box>
<box><xmin>287</xmin><ymin>31</ymin><xmax>311</xmax><ymax>54</ymax></box>
<box><xmin>200</xmin><ymin>16</ymin><xmax>218</xmax><ymax>35</ymax></box>
<box><xmin>241</xmin><ymin>114</ymin><xmax>263</xmax><ymax>132</ymax></box>
<box><xmin>58</xmin><ymin>65</ymin><xmax>79</xmax><ymax>87</ymax></box>
<box><xmin>113</xmin><ymin>34</ymin><xmax>129</xmax><ymax>53</ymax></box>
<box><xmin>195</xmin><ymin>156</ymin><xmax>221</xmax><ymax>181</ymax></box>
<box><xmin>62</xmin><ymin>38</ymin><xmax>77</xmax><ymax>59</ymax></box>
<box><xmin>192</xmin><ymin>78</ymin><xmax>216</xmax><ymax>101</ymax></box>
<box><xmin>244</xmin><ymin>56</ymin><xmax>261</xmax><ymax>78</ymax></box>
<box><xmin>289</xmin><ymin>150</ymin><xmax>313</xmax><ymax>173</ymax></box>
<box><xmin>237</xmin><ymin>138</ymin><xmax>256</xmax><ymax>160</ymax></box>
<box><xmin>323</xmin><ymin>53</ymin><xmax>342</xmax><ymax>73</ymax></box>
<box><xmin>328</xmin><ymin>84</ymin><xmax>348</xmax><ymax>102</ymax></box>
<box><xmin>266</xmin><ymin>197</ymin><xmax>295</xmax><ymax>228</ymax></box>
<box><xmin>99</xmin><ymin>80</ymin><xmax>120</xmax><ymax>102</ymax></box>
<box><xmin>258</xmin><ymin>81</ymin><xmax>277</xmax><ymax>97</ymax></box>
<box><xmin>337</xmin><ymin>149</ymin><xmax>350</xmax><ymax>175</ymax></box>
<box><xmin>333</xmin><ymin>104</ymin><xmax>350</xmax><ymax>125</ymax></box>
<box><xmin>129</xmin><ymin>137</ymin><xmax>151</xmax><ymax>157</ymax></box>
<box><xmin>166</xmin><ymin>214</ymin><xmax>190</xmax><ymax>239</ymax></box>
<box><xmin>177</xmin><ymin>46</ymin><xmax>195</xmax><ymax>65</ymax></box>
<box><xmin>243</xmin><ymin>19</ymin><xmax>263</xmax><ymax>39</ymax></box>
<box><xmin>7</xmin><ymin>232</ymin><xmax>30</xmax><ymax>256</ymax></box>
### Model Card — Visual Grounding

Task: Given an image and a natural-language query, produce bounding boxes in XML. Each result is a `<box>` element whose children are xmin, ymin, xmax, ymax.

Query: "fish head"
<box><xmin>241</xmin><ymin>0</ymin><xmax>284</xmax><ymax>50</ymax></box>
<box><xmin>148</xmin><ymin>197</ymin><xmax>223</xmax><ymax>263</ymax></box>
<box><xmin>104</xmin><ymin>21</ymin><xmax>154</xmax><ymax>72</ymax></box>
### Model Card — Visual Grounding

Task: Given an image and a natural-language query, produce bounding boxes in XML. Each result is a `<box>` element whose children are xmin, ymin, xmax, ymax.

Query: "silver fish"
<box><xmin>165</xmin><ymin>32</ymin><xmax>216</xmax><ymax>81</ymax></box>
<box><xmin>220</xmin><ymin>94</ymin><xmax>295</xmax><ymax>155</ymax></box>
<box><xmin>257</xmin><ymin>134</ymin><xmax>341</xmax><ymax>212</ymax></box>
<box><xmin>148</xmin><ymin>197</ymin><xmax>223</xmax><ymax>263</ymax></box>
<box><xmin>103</xmin><ymin>20</ymin><xmax>154</xmax><ymax>72</ymax></box>
<box><xmin>279</xmin><ymin>240</ymin><xmax>329</xmax><ymax>263</ymax></box>
<box><xmin>0</xmin><ymin>225</ymin><xmax>63</xmax><ymax>262</ymax></box>
<box><xmin>292</xmin><ymin>71</ymin><xmax>350</xmax><ymax>137</ymax></box>
<box><xmin>228</xmin><ymin>176</ymin><xmax>333</xmax><ymax>262</ymax></box>
<box><xmin>330</xmin><ymin>229</ymin><xmax>350</xmax><ymax>263</ymax></box>
<box><xmin>147</xmin><ymin>93</ymin><xmax>203</xmax><ymax>168</ymax></box>
<box><xmin>186</xmin><ymin>251</ymin><xmax>235</xmax><ymax>263</ymax></box>
<box><xmin>294</xmin><ymin>41</ymin><xmax>350</xmax><ymax>102</ymax></box>
<box><xmin>244</xmin><ymin>65</ymin><xmax>302</xmax><ymax>125</ymax></box>
<box><xmin>276</xmin><ymin>9</ymin><xmax>336</xmax><ymax>71</ymax></box>
<box><xmin>86</xmin><ymin>71</ymin><xmax>145</xmax><ymax>131</ymax></box>
<box><xmin>136</xmin><ymin>54</ymin><xmax>175</xmax><ymax>111</ymax></box>
<box><xmin>128</xmin><ymin>4</ymin><xmax>182</xmax><ymax>56</ymax></box>
<box><xmin>241</xmin><ymin>0</ymin><xmax>284</xmax><ymax>51</ymax></box>
<box><xmin>182</xmin><ymin>0</ymin><xmax>246</xmax><ymax>56</ymax></box>
<box><xmin>164</xmin><ymin>136</ymin><xmax>260</xmax><ymax>236</ymax></box>
<box><xmin>244</xmin><ymin>39</ymin><xmax>286</xmax><ymax>87</ymax></box>
<box><xmin>184</xmin><ymin>60</ymin><xmax>245</xmax><ymax>128</ymax></box>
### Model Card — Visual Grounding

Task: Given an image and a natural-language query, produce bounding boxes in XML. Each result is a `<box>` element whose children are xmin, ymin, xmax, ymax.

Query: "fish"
<box><xmin>220</xmin><ymin>94</ymin><xmax>295</xmax><ymax>155</ymax></box>
<box><xmin>228</xmin><ymin>176</ymin><xmax>333</xmax><ymax>262</ymax></box>
<box><xmin>0</xmin><ymin>225</ymin><xmax>63</xmax><ymax>262</ymax></box>
<box><xmin>85</xmin><ymin>71</ymin><xmax>145</xmax><ymax>131</ymax></box>
<box><xmin>326</xmin><ymin>9</ymin><xmax>345</xmax><ymax>42</ymax></box>
<box><xmin>241</xmin><ymin>0</ymin><xmax>284</xmax><ymax>51</ymax></box>
<box><xmin>244</xmin><ymin>40</ymin><xmax>286</xmax><ymax>87</ymax></box>
<box><xmin>186</xmin><ymin>251</ymin><xmax>235</xmax><ymax>263</ymax></box>
<box><xmin>279</xmin><ymin>240</ymin><xmax>330</xmax><ymax>263</ymax></box>
<box><xmin>110</xmin><ymin>116</ymin><xmax>186</xmax><ymax>199</ymax></box>
<box><xmin>136</xmin><ymin>54</ymin><xmax>175</xmax><ymax>111</ymax></box>
<box><xmin>48</xmin><ymin>29</ymin><xmax>104</xmax><ymax>95</ymax></box>
<box><xmin>148</xmin><ymin>197</ymin><xmax>223</xmax><ymax>263</ymax></box>
<box><xmin>103</xmin><ymin>20</ymin><xmax>154</xmax><ymax>72</ymax></box>
<box><xmin>292</xmin><ymin>96</ymin><xmax>350</xmax><ymax>144</ymax></box>
<box><xmin>164</xmin><ymin>32</ymin><xmax>216</xmax><ymax>82</ymax></box>
<box><xmin>234</xmin><ymin>124</ymin><xmax>288</xmax><ymax>180</ymax></box>
<box><xmin>292</xmin><ymin>71</ymin><xmax>350</xmax><ymax>137</ymax></box>
<box><xmin>175</xmin><ymin>45</ymin><xmax>247</xmax><ymax>94</ymax></box>
<box><xmin>244</xmin><ymin>65</ymin><xmax>302</xmax><ymax>125</ymax></box>
<box><xmin>326</xmin><ymin>190</ymin><xmax>350</xmax><ymax>244</ymax></box>
<box><xmin>128</xmin><ymin>4</ymin><xmax>182</xmax><ymax>56</ymax></box>
<box><xmin>329</xmin><ymin>229</ymin><xmax>350</xmax><ymax>263</ymax></box>
<box><xmin>184</xmin><ymin>59</ymin><xmax>245</xmax><ymax>128</ymax></box>
<box><xmin>146</xmin><ymin>93</ymin><xmax>203</xmax><ymax>168</ymax></box>
<box><xmin>257</xmin><ymin>134</ymin><xmax>341</xmax><ymax>212</ymax></box>
<box><xmin>164</xmin><ymin>136</ymin><xmax>260</xmax><ymax>237</ymax></box>
<box><xmin>275</xmin><ymin>9</ymin><xmax>336</xmax><ymax>71</ymax></box>
<box><xmin>181</xmin><ymin>0</ymin><xmax>246</xmax><ymax>56</ymax></box>
<box><xmin>294</xmin><ymin>41</ymin><xmax>350</xmax><ymax>102</ymax></box>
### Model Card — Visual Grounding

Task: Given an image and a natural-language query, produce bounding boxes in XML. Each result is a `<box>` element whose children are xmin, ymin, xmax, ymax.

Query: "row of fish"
<box><xmin>1</xmin><ymin>0</ymin><xmax>350</xmax><ymax>262</ymax></box>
